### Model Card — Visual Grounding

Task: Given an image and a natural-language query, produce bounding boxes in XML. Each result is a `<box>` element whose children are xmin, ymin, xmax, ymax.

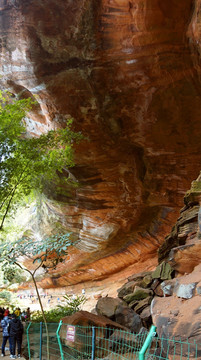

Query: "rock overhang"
<box><xmin>1</xmin><ymin>0</ymin><xmax>201</xmax><ymax>287</ymax></box>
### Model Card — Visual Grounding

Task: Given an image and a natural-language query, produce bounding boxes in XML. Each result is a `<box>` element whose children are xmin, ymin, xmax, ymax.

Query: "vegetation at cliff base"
<box><xmin>0</xmin><ymin>90</ymin><xmax>83</xmax><ymax>351</ymax></box>
<box><xmin>0</xmin><ymin>91</ymin><xmax>82</xmax><ymax>230</ymax></box>
<box><xmin>31</xmin><ymin>294</ymin><xmax>86</xmax><ymax>323</ymax></box>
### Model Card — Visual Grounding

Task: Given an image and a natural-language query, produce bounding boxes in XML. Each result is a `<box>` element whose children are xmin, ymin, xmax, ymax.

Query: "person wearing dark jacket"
<box><xmin>8</xmin><ymin>314</ymin><xmax>23</xmax><ymax>359</ymax></box>
<box><xmin>1</xmin><ymin>314</ymin><xmax>11</xmax><ymax>356</ymax></box>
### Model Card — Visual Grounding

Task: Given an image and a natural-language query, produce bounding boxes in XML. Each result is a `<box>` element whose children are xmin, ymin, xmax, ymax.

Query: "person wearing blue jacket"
<box><xmin>1</xmin><ymin>314</ymin><xmax>11</xmax><ymax>357</ymax></box>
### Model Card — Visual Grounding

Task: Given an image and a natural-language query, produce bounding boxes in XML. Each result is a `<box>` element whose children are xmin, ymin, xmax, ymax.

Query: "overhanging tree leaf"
<box><xmin>0</xmin><ymin>231</ymin><xmax>76</xmax><ymax>360</ymax></box>
<box><xmin>0</xmin><ymin>91</ymin><xmax>83</xmax><ymax>230</ymax></box>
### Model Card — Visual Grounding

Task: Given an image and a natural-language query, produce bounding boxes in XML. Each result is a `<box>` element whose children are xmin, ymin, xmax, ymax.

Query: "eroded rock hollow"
<box><xmin>1</xmin><ymin>0</ymin><xmax>201</xmax><ymax>289</ymax></box>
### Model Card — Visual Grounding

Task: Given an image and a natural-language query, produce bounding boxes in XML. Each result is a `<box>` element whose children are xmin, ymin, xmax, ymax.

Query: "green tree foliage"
<box><xmin>3</xmin><ymin>265</ymin><xmax>27</xmax><ymax>284</ymax></box>
<box><xmin>0</xmin><ymin>91</ymin><xmax>82</xmax><ymax>230</ymax></box>
<box><xmin>0</xmin><ymin>90</ymin><xmax>83</xmax><ymax>360</ymax></box>
<box><xmin>0</xmin><ymin>290</ymin><xmax>19</xmax><ymax>311</ymax></box>
<box><xmin>0</xmin><ymin>231</ymin><xmax>74</xmax><ymax>296</ymax></box>
<box><xmin>0</xmin><ymin>232</ymin><xmax>75</xmax><ymax>360</ymax></box>
<box><xmin>3</xmin><ymin>265</ymin><xmax>16</xmax><ymax>282</ymax></box>
<box><xmin>0</xmin><ymin>231</ymin><xmax>74</xmax><ymax>279</ymax></box>
<box><xmin>0</xmin><ymin>290</ymin><xmax>11</xmax><ymax>302</ymax></box>
<box><xmin>31</xmin><ymin>295</ymin><xmax>86</xmax><ymax>323</ymax></box>
<box><xmin>60</xmin><ymin>294</ymin><xmax>86</xmax><ymax>313</ymax></box>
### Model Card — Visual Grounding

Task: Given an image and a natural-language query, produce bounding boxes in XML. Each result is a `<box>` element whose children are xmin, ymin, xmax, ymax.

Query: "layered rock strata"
<box><xmin>1</xmin><ymin>0</ymin><xmax>201</xmax><ymax>285</ymax></box>
<box><xmin>159</xmin><ymin>172</ymin><xmax>201</xmax><ymax>273</ymax></box>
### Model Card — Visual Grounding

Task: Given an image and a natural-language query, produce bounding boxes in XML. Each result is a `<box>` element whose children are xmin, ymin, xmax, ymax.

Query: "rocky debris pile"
<box><xmin>60</xmin><ymin>263</ymin><xmax>201</xmax><ymax>356</ymax></box>
<box><xmin>95</xmin><ymin>262</ymin><xmax>174</xmax><ymax>331</ymax></box>
<box><xmin>95</xmin><ymin>259</ymin><xmax>201</xmax><ymax>348</ymax></box>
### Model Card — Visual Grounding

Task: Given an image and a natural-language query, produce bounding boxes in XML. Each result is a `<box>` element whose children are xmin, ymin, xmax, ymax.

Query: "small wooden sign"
<box><xmin>66</xmin><ymin>325</ymin><xmax>76</xmax><ymax>342</ymax></box>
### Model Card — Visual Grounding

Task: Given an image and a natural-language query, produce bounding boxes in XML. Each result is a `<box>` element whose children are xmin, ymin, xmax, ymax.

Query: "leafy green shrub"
<box><xmin>59</xmin><ymin>294</ymin><xmax>86</xmax><ymax>312</ymax></box>
<box><xmin>3</xmin><ymin>265</ymin><xmax>27</xmax><ymax>284</ymax></box>
<box><xmin>0</xmin><ymin>290</ymin><xmax>18</xmax><ymax>310</ymax></box>
<box><xmin>0</xmin><ymin>290</ymin><xmax>12</xmax><ymax>301</ymax></box>
<box><xmin>31</xmin><ymin>294</ymin><xmax>86</xmax><ymax>323</ymax></box>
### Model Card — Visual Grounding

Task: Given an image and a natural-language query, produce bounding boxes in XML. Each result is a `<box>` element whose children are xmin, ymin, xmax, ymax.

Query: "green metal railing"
<box><xmin>24</xmin><ymin>322</ymin><xmax>60</xmax><ymax>360</ymax></box>
<box><xmin>23</xmin><ymin>322</ymin><xmax>200</xmax><ymax>359</ymax></box>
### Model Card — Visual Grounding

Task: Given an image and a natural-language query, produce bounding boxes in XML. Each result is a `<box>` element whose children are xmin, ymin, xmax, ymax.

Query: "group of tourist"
<box><xmin>0</xmin><ymin>307</ymin><xmax>31</xmax><ymax>358</ymax></box>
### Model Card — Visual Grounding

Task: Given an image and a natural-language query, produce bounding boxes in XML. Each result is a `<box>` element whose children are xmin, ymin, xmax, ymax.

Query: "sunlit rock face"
<box><xmin>1</xmin><ymin>0</ymin><xmax>201</xmax><ymax>287</ymax></box>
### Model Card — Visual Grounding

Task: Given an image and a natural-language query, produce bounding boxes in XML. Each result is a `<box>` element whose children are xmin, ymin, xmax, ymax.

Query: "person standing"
<box><xmin>1</xmin><ymin>313</ymin><xmax>11</xmax><ymax>357</ymax></box>
<box><xmin>26</xmin><ymin>308</ymin><xmax>30</xmax><ymax>322</ymax></box>
<box><xmin>0</xmin><ymin>308</ymin><xmax>4</xmax><ymax>321</ymax></box>
<box><xmin>14</xmin><ymin>309</ymin><xmax>21</xmax><ymax>319</ymax></box>
<box><xmin>8</xmin><ymin>314</ymin><xmax>23</xmax><ymax>359</ymax></box>
<box><xmin>3</xmin><ymin>308</ymin><xmax>9</xmax><ymax>317</ymax></box>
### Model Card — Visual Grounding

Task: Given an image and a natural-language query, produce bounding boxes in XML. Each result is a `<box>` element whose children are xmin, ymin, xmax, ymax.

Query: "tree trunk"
<box><xmin>31</xmin><ymin>273</ymin><xmax>50</xmax><ymax>360</ymax></box>
<box><xmin>14</xmin><ymin>261</ymin><xmax>50</xmax><ymax>360</ymax></box>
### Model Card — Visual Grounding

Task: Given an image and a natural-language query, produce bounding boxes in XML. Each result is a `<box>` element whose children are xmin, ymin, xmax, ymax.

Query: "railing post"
<box><xmin>139</xmin><ymin>325</ymin><xmax>156</xmax><ymax>360</ymax></box>
<box><xmin>39</xmin><ymin>322</ymin><xmax>43</xmax><ymax>360</ymax></box>
<box><xmin>56</xmin><ymin>320</ymin><xmax>64</xmax><ymax>360</ymax></box>
<box><xmin>26</xmin><ymin>322</ymin><xmax>32</xmax><ymax>360</ymax></box>
<box><xmin>91</xmin><ymin>326</ymin><xmax>96</xmax><ymax>360</ymax></box>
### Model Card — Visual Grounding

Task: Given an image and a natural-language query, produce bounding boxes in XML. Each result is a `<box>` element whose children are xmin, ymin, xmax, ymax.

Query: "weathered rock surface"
<box><xmin>123</xmin><ymin>286</ymin><xmax>153</xmax><ymax>303</ymax></box>
<box><xmin>159</xmin><ymin>174</ymin><xmax>201</xmax><ymax>273</ymax></box>
<box><xmin>61</xmin><ymin>310</ymin><xmax>128</xmax><ymax>358</ymax></box>
<box><xmin>114</xmin><ymin>304</ymin><xmax>142</xmax><ymax>333</ymax></box>
<box><xmin>133</xmin><ymin>296</ymin><xmax>152</xmax><ymax>314</ymax></box>
<box><xmin>95</xmin><ymin>296</ymin><xmax>125</xmax><ymax>319</ymax></box>
<box><xmin>108</xmin><ymin>330</ymin><xmax>140</xmax><ymax>352</ymax></box>
<box><xmin>152</xmin><ymin>261</ymin><xmax>174</xmax><ymax>280</ymax></box>
<box><xmin>62</xmin><ymin>310</ymin><xmax>127</xmax><ymax>329</ymax></box>
<box><xmin>151</xmin><ymin>265</ymin><xmax>201</xmax><ymax>347</ymax></box>
<box><xmin>89</xmin><ymin>178</ymin><xmax>201</xmax><ymax>345</ymax></box>
<box><xmin>117</xmin><ymin>281</ymin><xmax>141</xmax><ymax>299</ymax></box>
<box><xmin>139</xmin><ymin>307</ymin><xmax>152</xmax><ymax>328</ymax></box>
<box><xmin>1</xmin><ymin>1</ymin><xmax>201</xmax><ymax>287</ymax></box>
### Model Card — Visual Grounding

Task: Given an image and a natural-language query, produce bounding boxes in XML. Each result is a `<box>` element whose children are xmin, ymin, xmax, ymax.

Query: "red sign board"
<box><xmin>66</xmin><ymin>325</ymin><xmax>76</xmax><ymax>342</ymax></box>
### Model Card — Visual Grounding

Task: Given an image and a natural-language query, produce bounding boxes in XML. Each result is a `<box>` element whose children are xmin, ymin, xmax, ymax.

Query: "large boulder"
<box><xmin>95</xmin><ymin>296</ymin><xmax>125</xmax><ymax>319</ymax></box>
<box><xmin>152</xmin><ymin>261</ymin><xmax>174</xmax><ymax>280</ymax></box>
<box><xmin>127</xmin><ymin>272</ymin><xmax>153</xmax><ymax>283</ymax></box>
<box><xmin>62</xmin><ymin>310</ymin><xmax>127</xmax><ymax>329</ymax></box>
<box><xmin>151</xmin><ymin>295</ymin><xmax>201</xmax><ymax>358</ymax></box>
<box><xmin>133</xmin><ymin>297</ymin><xmax>152</xmax><ymax>314</ymax></box>
<box><xmin>117</xmin><ymin>273</ymin><xmax>154</xmax><ymax>299</ymax></box>
<box><xmin>151</xmin><ymin>264</ymin><xmax>201</xmax><ymax>348</ymax></box>
<box><xmin>61</xmin><ymin>310</ymin><xmax>128</xmax><ymax>354</ymax></box>
<box><xmin>108</xmin><ymin>329</ymin><xmax>141</xmax><ymax>353</ymax></box>
<box><xmin>174</xmin><ymin>282</ymin><xmax>197</xmax><ymax>299</ymax></box>
<box><xmin>123</xmin><ymin>287</ymin><xmax>153</xmax><ymax>303</ymax></box>
<box><xmin>140</xmin><ymin>306</ymin><xmax>152</xmax><ymax>329</ymax></box>
<box><xmin>114</xmin><ymin>305</ymin><xmax>143</xmax><ymax>333</ymax></box>
<box><xmin>117</xmin><ymin>281</ymin><xmax>142</xmax><ymax>299</ymax></box>
<box><xmin>168</xmin><ymin>241</ymin><xmax>201</xmax><ymax>274</ymax></box>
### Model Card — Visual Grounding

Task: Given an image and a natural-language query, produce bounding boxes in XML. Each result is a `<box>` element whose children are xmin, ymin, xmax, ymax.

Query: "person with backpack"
<box><xmin>8</xmin><ymin>314</ymin><xmax>24</xmax><ymax>359</ymax></box>
<box><xmin>1</xmin><ymin>313</ymin><xmax>11</xmax><ymax>357</ymax></box>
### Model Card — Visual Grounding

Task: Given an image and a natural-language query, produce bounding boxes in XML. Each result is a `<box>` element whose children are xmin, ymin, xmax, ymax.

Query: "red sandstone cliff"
<box><xmin>1</xmin><ymin>0</ymin><xmax>201</xmax><ymax>288</ymax></box>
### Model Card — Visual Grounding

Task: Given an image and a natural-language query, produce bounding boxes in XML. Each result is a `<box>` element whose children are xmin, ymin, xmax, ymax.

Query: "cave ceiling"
<box><xmin>1</xmin><ymin>0</ymin><xmax>201</xmax><ymax>288</ymax></box>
